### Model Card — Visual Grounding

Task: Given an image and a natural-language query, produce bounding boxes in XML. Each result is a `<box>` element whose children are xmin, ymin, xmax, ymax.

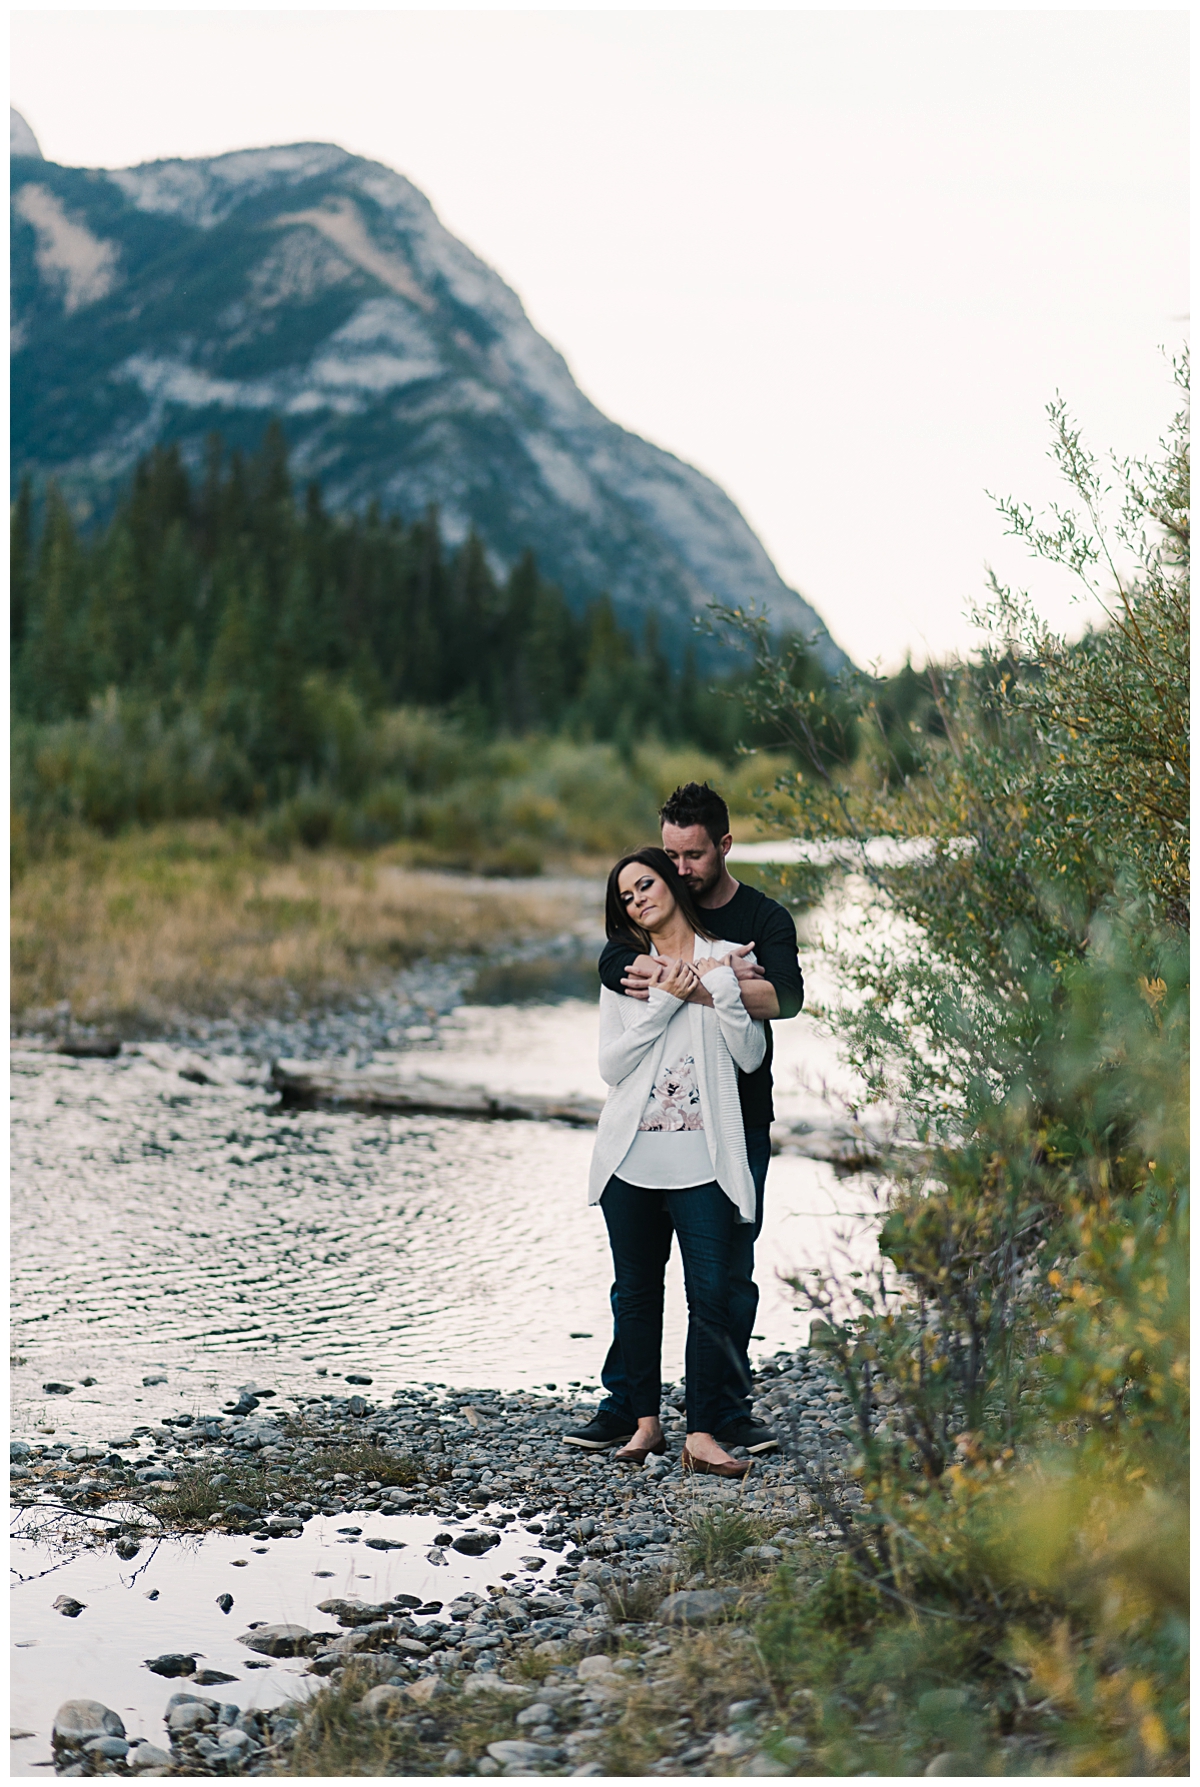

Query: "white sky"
<box><xmin>10</xmin><ymin>7</ymin><xmax>1189</xmax><ymax>671</ymax></box>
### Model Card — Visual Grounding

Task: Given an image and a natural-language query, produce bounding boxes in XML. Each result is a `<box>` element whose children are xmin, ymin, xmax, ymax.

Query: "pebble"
<box><xmin>145</xmin><ymin>1654</ymin><xmax>199</xmax><ymax>1678</ymax></box>
<box><xmin>128</xmin><ymin>1743</ymin><xmax>173</xmax><ymax>1772</ymax></box>
<box><xmin>488</xmin><ymin>1739</ymin><xmax>563</xmax><ymax>1768</ymax></box>
<box><xmin>236</xmin><ymin>1623</ymin><xmax>311</xmax><ymax>1657</ymax></box>
<box><xmin>358</xmin><ymin>1684</ymin><xmax>409</xmax><ymax>1718</ymax></box>
<box><xmin>575</xmin><ymin>1655</ymin><xmax>617</xmax><ymax>1682</ymax></box>
<box><xmin>167</xmin><ymin>1703</ymin><xmax>215</xmax><ymax>1734</ymax></box>
<box><xmin>406</xmin><ymin>1675</ymin><xmax>451</xmax><ymax>1704</ymax></box>
<box><xmin>926</xmin><ymin>1753</ymin><xmax>974</xmax><ymax>1776</ymax></box>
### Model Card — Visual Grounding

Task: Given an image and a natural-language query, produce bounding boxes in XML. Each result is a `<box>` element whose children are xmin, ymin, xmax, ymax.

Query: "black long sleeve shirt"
<box><xmin>597</xmin><ymin>879</ymin><xmax>804</xmax><ymax>1129</ymax></box>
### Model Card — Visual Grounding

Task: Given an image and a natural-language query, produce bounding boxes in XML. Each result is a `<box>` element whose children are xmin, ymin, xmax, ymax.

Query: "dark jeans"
<box><xmin>598</xmin><ymin>1125</ymin><xmax>771</xmax><ymax>1432</ymax></box>
<box><xmin>599</xmin><ymin>1174</ymin><xmax>738</xmax><ymax>1436</ymax></box>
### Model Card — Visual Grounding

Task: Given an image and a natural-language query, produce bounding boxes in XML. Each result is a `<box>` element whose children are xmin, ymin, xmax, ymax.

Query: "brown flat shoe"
<box><xmin>614</xmin><ymin>1438</ymin><xmax>667</xmax><ymax>1465</ymax></box>
<box><xmin>681</xmin><ymin>1445</ymin><xmax>751</xmax><ymax>1479</ymax></box>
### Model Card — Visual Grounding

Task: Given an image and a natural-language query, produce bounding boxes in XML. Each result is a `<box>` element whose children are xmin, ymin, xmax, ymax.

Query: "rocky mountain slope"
<box><xmin>10</xmin><ymin>109</ymin><xmax>845</xmax><ymax>669</ymax></box>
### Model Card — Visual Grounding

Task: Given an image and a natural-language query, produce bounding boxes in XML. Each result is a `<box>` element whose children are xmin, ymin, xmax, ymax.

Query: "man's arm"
<box><xmin>750</xmin><ymin>898</ymin><xmax>804</xmax><ymax>1020</ymax></box>
<box><xmin>734</xmin><ymin>975</ymin><xmax>781</xmax><ymax>1020</ymax></box>
<box><xmin>598</xmin><ymin>936</ymin><xmax>638</xmax><ymax>995</ymax></box>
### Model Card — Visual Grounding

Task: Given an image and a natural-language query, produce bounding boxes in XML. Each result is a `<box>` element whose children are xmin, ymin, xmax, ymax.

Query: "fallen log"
<box><xmin>271</xmin><ymin>1058</ymin><xmax>604</xmax><ymax>1127</ymax></box>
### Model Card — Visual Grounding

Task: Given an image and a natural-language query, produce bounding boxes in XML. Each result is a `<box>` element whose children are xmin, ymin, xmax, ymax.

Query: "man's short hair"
<box><xmin>658</xmin><ymin>781</ymin><xmax>730</xmax><ymax>849</ymax></box>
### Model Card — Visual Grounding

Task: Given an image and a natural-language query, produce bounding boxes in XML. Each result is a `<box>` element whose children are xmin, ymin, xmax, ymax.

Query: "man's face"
<box><xmin>661</xmin><ymin>822</ymin><xmax>730</xmax><ymax>901</ymax></box>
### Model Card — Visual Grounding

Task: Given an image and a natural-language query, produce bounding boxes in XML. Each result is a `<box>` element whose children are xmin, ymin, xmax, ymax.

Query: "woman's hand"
<box><xmin>692</xmin><ymin>956</ymin><xmax>724</xmax><ymax>980</ymax></box>
<box><xmin>657</xmin><ymin>956</ymin><xmax>700</xmax><ymax>1000</ymax></box>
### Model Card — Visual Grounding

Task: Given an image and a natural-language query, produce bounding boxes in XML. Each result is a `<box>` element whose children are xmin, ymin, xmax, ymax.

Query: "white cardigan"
<box><xmin>588</xmin><ymin>939</ymin><xmax>766</xmax><ymax>1222</ymax></box>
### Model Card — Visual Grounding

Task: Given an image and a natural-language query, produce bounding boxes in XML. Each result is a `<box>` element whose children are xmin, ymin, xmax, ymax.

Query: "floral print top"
<box><xmin>637</xmin><ymin>1004</ymin><xmax>705</xmax><ymax>1131</ymax></box>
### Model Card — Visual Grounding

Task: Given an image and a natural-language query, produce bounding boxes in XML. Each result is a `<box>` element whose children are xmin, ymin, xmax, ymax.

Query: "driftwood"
<box><xmin>271</xmin><ymin>1058</ymin><xmax>603</xmax><ymax>1127</ymax></box>
<box><xmin>270</xmin><ymin>1059</ymin><xmax>895</xmax><ymax>1164</ymax></box>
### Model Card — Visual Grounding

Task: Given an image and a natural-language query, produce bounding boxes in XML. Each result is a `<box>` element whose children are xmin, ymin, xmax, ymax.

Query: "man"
<box><xmin>566</xmin><ymin>780</ymin><xmax>804</xmax><ymax>1456</ymax></box>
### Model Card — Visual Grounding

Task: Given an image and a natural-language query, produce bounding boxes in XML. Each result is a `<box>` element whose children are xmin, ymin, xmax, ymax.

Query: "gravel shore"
<box><xmin>22</xmin><ymin>1345</ymin><xmax>861</xmax><ymax>1777</ymax></box>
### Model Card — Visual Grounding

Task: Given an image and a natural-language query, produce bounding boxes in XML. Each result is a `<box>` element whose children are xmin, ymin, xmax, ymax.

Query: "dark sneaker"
<box><xmin>562</xmin><ymin>1413</ymin><xmax>635</xmax><ymax>1450</ymax></box>
<box><xmin>714</xmin><ymin>1419</ymin><xmax>779</xmax><ymax>1455</ymax></box>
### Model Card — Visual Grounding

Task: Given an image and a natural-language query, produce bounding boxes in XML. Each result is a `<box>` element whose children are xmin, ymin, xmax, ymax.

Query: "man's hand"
<box><xmin>619</xmin><ymin>954</ymin><xmax>663</xmax><ymax>1002</ymax></box>
<box><xmin>726</xmin><ymin>942</ymin><xmax>767</xmax><ymax>984</ymax></box>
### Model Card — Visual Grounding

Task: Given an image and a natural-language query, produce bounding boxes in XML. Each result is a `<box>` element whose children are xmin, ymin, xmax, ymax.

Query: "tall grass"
<box><xmin>11</xmin><ymin>828</ymin><xmax>570</xmax><ymax>1032</ymax></box>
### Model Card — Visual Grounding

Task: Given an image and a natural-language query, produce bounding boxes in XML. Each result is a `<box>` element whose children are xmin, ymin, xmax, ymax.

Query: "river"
<box><xmin>11</xmin><ymin>873</ymin><xmax>881</xmax><ymax>1446</ymax></box>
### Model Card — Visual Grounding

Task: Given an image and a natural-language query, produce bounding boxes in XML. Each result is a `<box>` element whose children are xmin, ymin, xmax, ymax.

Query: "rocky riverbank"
<box><xmin>19</xmin><ymin>1345</ymin><xmax>865</xmax><ymax>1777</ymax></box>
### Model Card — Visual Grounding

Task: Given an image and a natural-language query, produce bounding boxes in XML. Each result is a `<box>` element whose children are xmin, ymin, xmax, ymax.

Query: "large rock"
<box><xmin>357</xmin><ymin>1684</ymin><xmax>409</xmax><ymax>1719</ymax></box>
<box><xmin>576</xmin><ymin>1654</ymin><xmax>618</xmax><ymax>1682</ymax></box>
<box><xmin>405</xmin><ymin>1675</ymin><xmax>450</xmax><ymax>1705</ymax></box>
<box><xmin>237</xmin><ymin>1623</ymin><xmax>311</xmax><ymax>1657</ymax></box>
<box><xmin>655</xmin><ymin>1587</ymin><xmax>745</xmax><ymax>1626</ymax></box>
<box><xmin>52</xmin><ymin>1702</ymin><xmax>126</xmax><ymax>1749</ymax></box>
<box><xmin>165</xmin><ymin>1694</ymin><xmax>219</xmax><ymax>1715</ymax></box>
<box><xmin>452</xmin><ymin>1530</ymin><xmax>501</xmax><ymax>1556</ymax></box>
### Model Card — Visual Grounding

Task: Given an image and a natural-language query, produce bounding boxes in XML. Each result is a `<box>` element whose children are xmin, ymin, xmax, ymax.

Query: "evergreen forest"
<box><xmin>11</xmin><ymin>425</ymin><xmax>767</xmax><ymax>836</ymax></box>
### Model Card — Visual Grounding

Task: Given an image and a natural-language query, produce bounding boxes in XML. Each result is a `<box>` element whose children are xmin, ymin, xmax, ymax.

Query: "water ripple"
<box><xmin>12</xmin><ymin>1022</ymin><xmax>877</xmax><ymax>1443</ymax></box>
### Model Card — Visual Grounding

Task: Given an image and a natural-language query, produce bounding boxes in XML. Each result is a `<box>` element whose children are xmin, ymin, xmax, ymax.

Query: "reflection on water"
<box><xmin>9</xmin><ymin>1502</ymin><xmax>558</xmax><ymax>1778</ymax></box>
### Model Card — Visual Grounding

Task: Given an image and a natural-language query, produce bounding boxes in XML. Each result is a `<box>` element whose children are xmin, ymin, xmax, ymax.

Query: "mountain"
<box><xmin>10</xmin><ymin>113</ymin><xmax>847</xmax><ymax>671</ymax></box>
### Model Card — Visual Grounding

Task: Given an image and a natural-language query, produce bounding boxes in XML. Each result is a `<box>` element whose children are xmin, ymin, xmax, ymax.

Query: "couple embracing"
<box><xmin>566</xmin><ymin>782</ymin><xmax>803</xmax><ymax>1477</ymax></box>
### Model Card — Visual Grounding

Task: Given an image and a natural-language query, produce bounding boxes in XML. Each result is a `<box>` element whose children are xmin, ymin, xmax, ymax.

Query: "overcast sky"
<box><xmin>11</xmin><ymin>7</ymin><xmax>1189</xmax><ymax>671</ymax></box>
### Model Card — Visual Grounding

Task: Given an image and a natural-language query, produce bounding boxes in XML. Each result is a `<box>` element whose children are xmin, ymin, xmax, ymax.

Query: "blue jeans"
<box><xmin>599</xmin><ymin>1175</ymin><xmax>737</xmax><ymax>1436</ymax></box>
<box><xmin>598</xmin><ymin>1125</ymin><xmax>771</xmax><ymax>1432</ymax></box>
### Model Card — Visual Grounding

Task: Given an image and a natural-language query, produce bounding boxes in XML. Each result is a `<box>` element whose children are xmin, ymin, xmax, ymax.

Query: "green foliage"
<box><xmin>12</xmin><ymin>425</ymin><xmax>788</xmax><ymax>848</ymax></box>
<box><xmin>732</xmin><ymin>361</ymin><xmax>1188</xmax><ymax>1772</ymax></box>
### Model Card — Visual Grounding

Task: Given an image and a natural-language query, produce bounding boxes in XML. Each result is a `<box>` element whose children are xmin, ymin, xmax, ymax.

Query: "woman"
<box><xmin>588</xmin><ymin>846</ymin><xmax>766</xmax><ymax>1478</ymax></box>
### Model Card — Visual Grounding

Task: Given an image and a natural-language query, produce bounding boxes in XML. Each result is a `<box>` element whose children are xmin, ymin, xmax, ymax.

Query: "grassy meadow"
<box><xmin>11</xmin><ymin>740</ymin><xmax>795</xmax><ymax>1034</ymax></box>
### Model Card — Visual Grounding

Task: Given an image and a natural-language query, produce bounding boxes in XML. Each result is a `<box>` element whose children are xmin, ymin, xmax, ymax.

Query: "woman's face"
<box><xmin>617</xmin><ymin>863</ymin><xmax>678</xmax><ymax>935</ymax></box>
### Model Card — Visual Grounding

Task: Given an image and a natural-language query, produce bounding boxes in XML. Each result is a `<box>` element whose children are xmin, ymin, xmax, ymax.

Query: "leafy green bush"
<box><xmin>729</xmin><ymin>358</ymin><xmax>1189</xmax><ymax>1772</ymax></box>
